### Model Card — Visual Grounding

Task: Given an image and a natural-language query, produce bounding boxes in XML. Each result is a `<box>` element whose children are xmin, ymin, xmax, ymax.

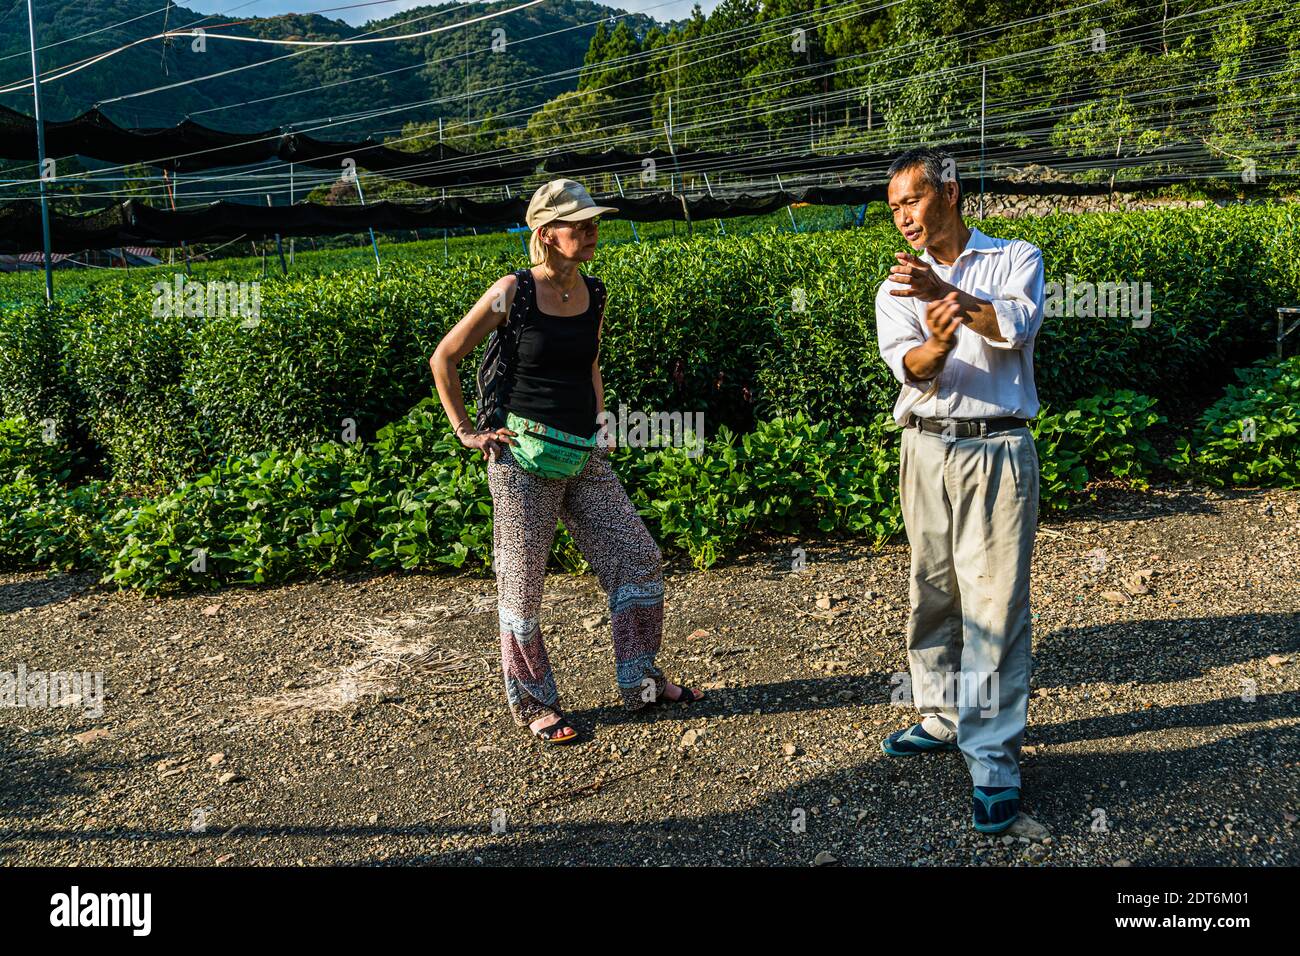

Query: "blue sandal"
<box><xmin>972</xmin><ymin>786</ymin><xmax>1021</xmax><ymax>833</ymax></box>
<box><xmin>881</xmin><ymin>723</ymin><xmax>959</xmax><ymax>757</ymax></box>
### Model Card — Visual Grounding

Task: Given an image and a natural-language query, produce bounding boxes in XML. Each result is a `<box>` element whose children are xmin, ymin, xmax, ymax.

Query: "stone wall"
<box><xmin>971</xmin><ymin>192</ymin><xmax>1296</xmax><ymax>219</ymax></box>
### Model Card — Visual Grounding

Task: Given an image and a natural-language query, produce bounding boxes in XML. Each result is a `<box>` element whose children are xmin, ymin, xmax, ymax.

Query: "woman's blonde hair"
<box><xmin>528</xmin><ymin>223</ymin><xmax>554</xmax><ymax>266</ymax></box>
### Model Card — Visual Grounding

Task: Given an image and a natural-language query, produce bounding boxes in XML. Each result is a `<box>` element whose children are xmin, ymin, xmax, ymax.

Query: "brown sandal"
<box><xmin>650</xmin><ymin>680</ymin><xmax>705</xmax><ymax>706</ymax></box>
<box><xmin>529</xmin><ymin>709</ymin><xmax>578</xmax><ymax>744</ymax></box>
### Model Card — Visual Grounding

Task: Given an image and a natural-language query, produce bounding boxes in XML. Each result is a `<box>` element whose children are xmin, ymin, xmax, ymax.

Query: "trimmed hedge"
<box><xmin>0</xmin><ymin>204</ymin><xmax>1296</xmax><ymax>485</ymax></box>
<box><xmin>1170</xmin><ymin>355</ymin><xmax>1300</xmax><ymax>487</ymax></box>
<box><xmin>0</xmin><ymin>386</ymin><xmax>1192</xmax><ymax>591</ymax></box>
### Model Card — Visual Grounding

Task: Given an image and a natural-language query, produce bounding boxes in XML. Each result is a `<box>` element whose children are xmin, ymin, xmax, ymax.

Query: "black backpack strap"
<box><xmin>474</xmin><ymin>269</ymin><xmax>533</xmax><ymax>431</ymax></box>
<box><xmin>505</xmin><ymin>267</ymin><xmax>533</xmax><ymax>331</ymax></box>
<box><xmin>585</xmin><ymin>274</ymin><xmax>607</xmax><ymax>325</ymax></box>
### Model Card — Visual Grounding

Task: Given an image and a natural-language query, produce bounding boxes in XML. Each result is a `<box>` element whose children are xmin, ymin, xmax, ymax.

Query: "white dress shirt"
<box><xmin>875</xmin><ymin>226</ymin><xmax>1045</xmax><ymax>427</ymax></box>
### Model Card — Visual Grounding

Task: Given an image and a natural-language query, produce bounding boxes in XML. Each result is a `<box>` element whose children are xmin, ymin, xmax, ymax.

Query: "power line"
<box><xmin>2</xmin><ymin>0</ymin><xmax>1292</xmax><ymax>204</ymax></box>
<box><xmin>0</xmin><ymin>0</ymin><xmax>547</xmax><ymax>96</ymax></box>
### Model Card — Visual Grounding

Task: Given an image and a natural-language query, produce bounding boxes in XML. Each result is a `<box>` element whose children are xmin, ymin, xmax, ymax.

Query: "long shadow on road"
<box><xmin>564</xmin><ymin>673</ymin><xmax>892</xmax><ymax>732</ymax></box>
<box><xmin>6</xmin><ymin>700</ymin><xmax>1295</xmax><ymax>866</ymax></box>
<box><xmin>341</xmin><ymin>712</ymin><xmax>1300</xmax><ymax>867</ymax></box>
<box><xmin>1033</xmin><ymin>612</ymin><xmax>1299</xmax><ymax>689</ymax></box>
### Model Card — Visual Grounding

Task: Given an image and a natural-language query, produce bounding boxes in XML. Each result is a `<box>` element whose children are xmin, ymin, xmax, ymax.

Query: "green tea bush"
<box><xmin>68</xmin><ymin>282</ymin><xmax>215</xmax><ymax>485</ymax></box>
<box><xmin>750</xmin><ymin>226</ymin><xmax>900</xmax><ymax>424</ymax></box>
<box><xmin>0</xmin><ymin>204</ymin><xmax>1294</xmax><ymax>488</ymax></box>
<box><xmin>184</xmin><ymin>266</ymin><xmax>467</xmax><ymax>463</ymax></box>
<box><xmin>0</xmin><ymin>415</ymin><xmax>78</xmax><ymax>487</ymax></box>
<box><xmin>0</xmin><ymin>378</ymin><xmax>1254</xmax><ymax>591</ymax></box>
<box><xmin>364</xmin><ymin>401</ymin><xmax>495</xmax><ymax>572</ymax></box>
<box><xmin>1031</xmin><ymin>389</ymin><xmax>1167</xmax><ymax>510</ymax></box>
<box><xmin>1167</xmin><ymin>356</ymin><xmax>1300</xmax><ymax>487</ymax></box>
<box><xmin>98</xmin><ymin>399</ymin><xmax>499</xmax><ymax>591</ymax></box>
<box><xmin>0</xmin><ymin>302</ymin><xmax>93</xmax><ymax>472</ymax></box>
<box><xmin>1003</xmin><ymin>206</ymin><xmax>1291</xmax><ymax>414</ymax></box>
<box><xmin>102</xmin><ymin>440</ymin><xmax>379</xmax><ymax>591</ymax></box>
<box><xmin>0</xmin><ymin>415</ymin><xmax>110</xmax><ymax>570</ymax></box>
<box><xmin>0</xmin><ymin>478</ymin><xmax>115</xmax><ymax>571</ymax></box>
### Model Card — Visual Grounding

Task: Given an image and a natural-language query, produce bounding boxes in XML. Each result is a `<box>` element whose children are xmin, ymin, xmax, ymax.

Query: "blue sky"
<box><xmin>177</xmin><ymin>1</ymin><xmax>720</xmax><ymax>28</ymax></box>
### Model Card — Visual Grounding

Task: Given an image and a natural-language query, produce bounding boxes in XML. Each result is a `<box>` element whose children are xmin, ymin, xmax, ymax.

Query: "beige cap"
<box><xmin>525</xmin><ymin>178</ymin><xmax>619</xmax><ymax>229</ymax></box>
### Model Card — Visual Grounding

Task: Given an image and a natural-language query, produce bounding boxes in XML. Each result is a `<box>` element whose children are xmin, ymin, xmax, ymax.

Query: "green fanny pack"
<box><xmin>505</xmin><ymin>412</ymin><xmax>599</xmax><ymax>479</ymax></box>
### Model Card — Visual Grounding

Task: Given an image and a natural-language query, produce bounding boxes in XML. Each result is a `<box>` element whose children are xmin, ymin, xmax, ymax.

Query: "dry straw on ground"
<box><xmin>244</xmin><ymin>597</ymin><xmax>493</xmax><ymax>717</ymax></box>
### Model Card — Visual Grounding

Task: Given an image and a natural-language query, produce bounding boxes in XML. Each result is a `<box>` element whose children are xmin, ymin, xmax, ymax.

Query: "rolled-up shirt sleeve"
<box><xmin>875</xmin><ymin>282</ymin><xmax>933</xmax><ymax>386</ymax></box>
<box><xmin>985</xmin><ymin>242</ymin><xmax>1045</xmax><ymax>350</ymax></box>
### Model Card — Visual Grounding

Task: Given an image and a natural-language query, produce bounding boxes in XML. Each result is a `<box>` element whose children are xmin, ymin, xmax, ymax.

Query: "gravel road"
<box><xmin>1</xmin><ymin>481</ymin><xmax>1296</xmax><ymax>866</ymax></box>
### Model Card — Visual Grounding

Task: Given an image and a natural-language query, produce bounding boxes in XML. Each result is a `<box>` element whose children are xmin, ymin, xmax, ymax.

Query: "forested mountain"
<box><xmin>0</xmin><ymin>0</ymin><xmax>662</xmax><ymax>134</ymax></box>
<box><xmin>571</xmin><ymin>0</ymin><xmax>1299</xmax><ymax>173</ymax></box>
<box><xmin>0</xmin><ymin>0</ymin><xmax>1295</xmax><ymax>207</ymax></box>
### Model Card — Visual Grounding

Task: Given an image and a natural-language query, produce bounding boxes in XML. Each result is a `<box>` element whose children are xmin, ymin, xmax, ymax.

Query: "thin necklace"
<box><xmin>542</xmin><ymin>265</ymin><xmax>580</xmax><ymax>302</ymax></box>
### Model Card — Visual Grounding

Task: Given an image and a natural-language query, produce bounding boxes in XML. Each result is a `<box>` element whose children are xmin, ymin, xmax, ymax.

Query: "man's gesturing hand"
<box><xmin>889</xmin><ymin>251</ymin><xmax>954</xmax><ymax>301</ymax></box>
<box><xmin>924</xmin><ymin>292</ymin><xmax>963</xmax><ymax>353</ymax></box>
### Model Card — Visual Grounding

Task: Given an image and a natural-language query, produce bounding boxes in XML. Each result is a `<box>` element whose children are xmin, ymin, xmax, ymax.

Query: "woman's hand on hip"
<box><xmin>460</xmin><ymin>426</ymin><xmax>518</xmax><ymax>461</ymax></box>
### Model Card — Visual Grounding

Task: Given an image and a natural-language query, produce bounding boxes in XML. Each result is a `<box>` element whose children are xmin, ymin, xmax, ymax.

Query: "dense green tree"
<box><xmin>1</xmin><ymin>0</ymin><xmax>1296</xmax><ymax>208</ymax></box>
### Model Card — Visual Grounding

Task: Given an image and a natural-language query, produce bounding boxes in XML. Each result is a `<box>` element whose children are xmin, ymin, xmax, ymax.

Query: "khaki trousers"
<box><xmin>898</xmin><ymin>421</ymin><xmax>1039</xmax><ymax>787</ymax></box>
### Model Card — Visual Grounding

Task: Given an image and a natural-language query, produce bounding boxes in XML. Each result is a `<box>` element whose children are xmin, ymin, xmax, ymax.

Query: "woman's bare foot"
<box><xmin>528</xmin><ymin>711</ymin><xmax>576</xmax><ymax>742</ymax></box>
<box><xmin>661</xmin><ymin>680</ymin><xmax>703</xmax><ymax>703</ymax></box>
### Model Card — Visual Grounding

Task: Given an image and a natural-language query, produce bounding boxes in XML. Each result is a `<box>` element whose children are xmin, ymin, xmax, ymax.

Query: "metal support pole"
<box><xmin>612</xmin><ymin>172</ymin><xmax>640</xmax><ymax>243</ymax></box>
<box><xmin>702</xmin><ymin>172</ymin><xmax>725</xmax><ymax>235</ymax></box>
<box><xmin>776</xmin><ymin>174</ymin><xmax>798</xmax><ymax>232</ymax></box>
<box><xmin>439</xmin><ymin>117</ymin><xmax>448</xmax><ymax>263</ymax></box>
<box><xmin>268</xmin><ymin>194</ymin><xmax>287</xmax><ymax>275</ymax></box>
<box><xmin>178</xmin><ymin>172</ymin><xmax>191</xmax><ymax>274</ymax></box>
<box><xmin>288</xmin><ymin>163</ymin><xmax>295</xmax><ymax>265</ymax></box>
<box><xmin>663</xmin><ymin>121</ymin><xmax>691</xmax><ymax>237</ymax></box>
<box><xmin>26</xmin><ymin>0</ymin><xmax>53</xmax><ymax>302</ymax></box>
<box><xmin>163</xmin><ymin>168</ymin><xmax>191</xmax><ymax>275</ymax></box>
<box><xmin>352</xmin><ymin>174</ymin><xmax>381</xmax><ymax>275</ymax></box>
<box><xmin>979</xmin><ymin>66</ymin><xmax>986</xmax><ymax>221</ymax></box>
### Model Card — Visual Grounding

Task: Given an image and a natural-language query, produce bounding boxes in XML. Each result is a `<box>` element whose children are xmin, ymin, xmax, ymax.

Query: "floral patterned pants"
<box><xmin>487</xmin><ymin>443</ymin><xmax>667</xmax><ymax>724</ymax></box>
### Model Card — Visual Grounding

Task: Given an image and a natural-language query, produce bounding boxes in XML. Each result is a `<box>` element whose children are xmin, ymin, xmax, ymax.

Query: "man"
<box><xmin>874</xmin><ymin>147</ymin><xmax>1045</xmax><ymax>834</ymax></box>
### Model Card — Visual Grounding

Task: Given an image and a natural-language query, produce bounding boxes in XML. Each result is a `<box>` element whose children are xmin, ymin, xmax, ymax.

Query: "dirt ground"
<box><xmin>1</xmin><ymin>481</ymin><xmax>1297</xmax><ymax>867</ymax></box>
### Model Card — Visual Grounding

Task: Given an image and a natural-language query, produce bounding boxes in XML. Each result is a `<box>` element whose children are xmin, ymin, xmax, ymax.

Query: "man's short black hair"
<box><xmin>887</xmin><ymin>147</ymin><xmax>963</xmax><ymax>211</ymax></box>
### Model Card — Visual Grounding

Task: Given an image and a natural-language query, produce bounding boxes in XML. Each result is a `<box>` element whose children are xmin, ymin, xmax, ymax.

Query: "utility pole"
<box><xmin>27</xmin><ymin>0</ymin><xmax>53</xmax><ymax>302</ymax></box>
<box><xmin>288</xmin><ymin>163</ymin><xmax>295</xmax><ymax>265</ymax></box>
<box><xmin>979</xmin><ymin>66</ymin><xmax>987</xmax><ymax>220</ymax></box>
<box><xmin>440</xmin><ymin>117</ymin><xmax>448</xmax><ymax>263</ymax></box>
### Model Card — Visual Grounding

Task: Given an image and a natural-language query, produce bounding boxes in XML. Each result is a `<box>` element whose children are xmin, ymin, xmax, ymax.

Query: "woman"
<box><xmin>429</xmin><ymin>178</ymin><xmax>702</xmax><ymax>744</ymax></box>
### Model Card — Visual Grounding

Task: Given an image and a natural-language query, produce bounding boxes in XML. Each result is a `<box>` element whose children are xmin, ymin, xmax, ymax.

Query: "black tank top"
<box><xmin>505</xmin><ymin>270</ymin><xmax>603</xmax><ymax>438</ymax></box>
